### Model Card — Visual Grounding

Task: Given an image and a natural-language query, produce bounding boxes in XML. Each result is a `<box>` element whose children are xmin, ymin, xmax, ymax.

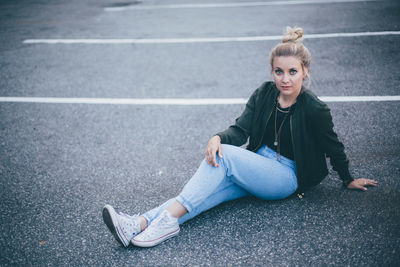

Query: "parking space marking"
<box><xmin>22</xmin><ymin>31</ymin><xmax>400</xmax><ymax>44</ymax></box>
<box><xmin>104</xmin><ymin>0</ymin><xmax>377</xmax><ymax>11</ymax></box>
<box><xmin>1</xmin><ymin>96</ymin><xmax>399</xmax><ymax>105</ymax></box>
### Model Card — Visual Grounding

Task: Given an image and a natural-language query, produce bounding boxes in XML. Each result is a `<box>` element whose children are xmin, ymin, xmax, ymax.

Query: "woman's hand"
<box><xmin>347</xmin><ymin>178</ymin><xmax>378</xmax><ymax>191</ymax></box>
<box><xmin>205</xmin><ymin>135</ymin><xmax>223</xmax><ymax>167</ymax></box>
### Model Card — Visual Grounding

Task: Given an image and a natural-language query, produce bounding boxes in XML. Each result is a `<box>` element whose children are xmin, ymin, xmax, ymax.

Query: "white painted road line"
<box><xmin>22</xmin><ymin>31</ymin><xmax>400</xmax><ymax>45</ymax></box>
<box><xmin>104</xmin><ymin>0</ymin><xmax>378</xmax><ymax>11</ymax></box>
<box><xmin>320</xmin><ymin>96</ymin><xmax>400</xmax><ymax>102</ymax></box>
<box><xmin>0</xmin><ymin>96</ymin><xmax>399</xmax><ymax>105</ymax></box>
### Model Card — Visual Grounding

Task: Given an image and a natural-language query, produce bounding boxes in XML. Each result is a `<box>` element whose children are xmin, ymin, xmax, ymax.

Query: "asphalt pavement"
<box><xmin>0</xmin><ymin>0</ymin><xmax>399</xmax><ymax>266</ymax></box>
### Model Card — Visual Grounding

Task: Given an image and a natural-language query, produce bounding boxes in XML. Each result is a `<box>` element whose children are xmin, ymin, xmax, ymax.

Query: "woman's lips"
<box><xmin>281</xmin><ymin>86</ymin><xmax>291</xmax><ymax>90</ymax></box>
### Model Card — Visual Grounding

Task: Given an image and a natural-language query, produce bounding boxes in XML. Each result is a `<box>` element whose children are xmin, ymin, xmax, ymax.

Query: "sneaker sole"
<box><xmin>131</xmin><ymin>227</ymin><xmax>180</xmax><ymax>248</ymax></box>
<box><xmin>102</xmin><ymin>205</ymin><xmax>130</xmax><ymax>247</ymax></box>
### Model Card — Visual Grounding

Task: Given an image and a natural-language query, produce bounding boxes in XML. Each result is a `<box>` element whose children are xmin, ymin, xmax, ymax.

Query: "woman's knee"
<box><xmin>220</xmin><ymin>144</ymin><xmax>241</xmax><ymax>157</ymax></box>
<box><xmin>217</xmin><ymin>144</ymin><xmax>248</xmax><ymax>169</ymax></box>
<box><xmin>218</xmin><ymin>144</ymin><xmax>234</xmax><ymax>164</ymax></box>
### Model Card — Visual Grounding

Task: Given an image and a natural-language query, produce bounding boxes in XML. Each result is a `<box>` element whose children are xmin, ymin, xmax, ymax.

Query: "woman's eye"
<box><xmin>275</xmin><ymin>69</ymin><xmax>283</xmax><ymax>75</ymax></box>
<box><xmin>290</xmin><ymin>69</ymin><xmax>297</xmax><ymax>75</ymax></box>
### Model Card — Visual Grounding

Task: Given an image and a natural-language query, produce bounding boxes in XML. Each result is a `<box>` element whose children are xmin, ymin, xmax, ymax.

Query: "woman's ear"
<box><xmin>303</xmin><ymin>67</ymin><xmax>310</xmax><ymax>79</ymax></box>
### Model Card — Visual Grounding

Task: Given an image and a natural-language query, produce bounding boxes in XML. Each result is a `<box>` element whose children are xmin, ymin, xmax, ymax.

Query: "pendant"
<box><xmin>274</xmin><ymin>141</ymin><xmax>278</xmax><ymax>146</ymax></box>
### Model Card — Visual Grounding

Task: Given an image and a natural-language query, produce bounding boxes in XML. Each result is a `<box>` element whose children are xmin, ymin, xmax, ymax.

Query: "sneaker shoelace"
<box><xmin>120</xmin><ymin>212</ymin><xmax>140</xmax><ymax>220</ymax></box>
<box><xmin>119</xmin><ymin>212</ymin><xmax>141</xmax><ymax>233</ymax></box>
<box><xmin>140</xmin><ymin>213</ymin><xmax>176</xmax><ymax>238</ymax></box>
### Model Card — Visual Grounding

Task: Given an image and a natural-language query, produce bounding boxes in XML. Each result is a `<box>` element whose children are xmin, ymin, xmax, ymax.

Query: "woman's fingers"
<box><xmin>205</xmin><ymin>136</ymin><xmax>222</xmax><ymax>167</ymax></box>
<box><xmin>347</xmin><ymin>178</ymin><xmax>378</xmax><ymax>191</ymax></box>
<box><xmin>218</xmin><ymin>143</ymin><xmax>223</xmax><ymax>159</ymax></box>
<box><xmin>358</xmin><ymin>183</ymin><xmax>368</xmax><ymax>191</ymax></box>
<box><xmin>361</xmin><ymin>178</ymin><xmax>378</xmax><ymax>187</ymax></box>
<box><xmin>205</xmin><ymin>149</ymin><xmax>212</xmax><ymax>166</ymax></box>
<box><xmin>205</xmin><ymin>146</ymin><xmax>217</xmax><ymax>167</ymax></box>
<box><xmin>208</xmin><ymin>147</ymin><xmax>218</xmax><ymax>167</ymax></box>
<box><xmin>349</xmin><ymin>180</ymin><xmax>366</xmax><ymax>191</ymax></box>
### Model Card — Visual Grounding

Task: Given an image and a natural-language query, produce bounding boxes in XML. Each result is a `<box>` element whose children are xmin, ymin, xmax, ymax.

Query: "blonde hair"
<box><xmin>269</xmin><ymin>27</ymin><xmax>312</xmax><ymax>86</ymax></box>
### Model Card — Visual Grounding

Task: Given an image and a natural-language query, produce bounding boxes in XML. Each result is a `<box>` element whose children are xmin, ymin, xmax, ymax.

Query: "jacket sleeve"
<box><xmin>215</xmin><ymin>88</ymin><xmax>259</xmax><ymax>146</ymax></box>
<box><xmin>310</xmin><ymin>104</ymin><xmax>354</xmax><ymax>185</ymax></box>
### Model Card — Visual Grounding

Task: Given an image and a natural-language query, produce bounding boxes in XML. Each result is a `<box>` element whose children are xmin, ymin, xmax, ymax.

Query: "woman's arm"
<box><xmin>216</xmin><ymin>87</ymin><xmax>260</xmax><ymax>146</ymax></box>
<box><xmin>310</xmin><ymin>104</ymin><xmax>377</xmax><ymax>191</ymax></box>
<box><xmin>205</xmin><ymin>86</ymin><xmax>262</xmax><ymax>167</ymax></box>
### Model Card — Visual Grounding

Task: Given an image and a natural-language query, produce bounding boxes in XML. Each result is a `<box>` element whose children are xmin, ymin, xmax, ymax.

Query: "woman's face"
<box><xmin>272</xmin><ymin>56</ymin><xmax>308</xmax><ymax>99</ymax></box>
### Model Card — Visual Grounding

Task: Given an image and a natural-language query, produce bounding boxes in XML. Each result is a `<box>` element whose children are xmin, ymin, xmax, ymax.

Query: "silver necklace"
<box><xmin>276</xmin><ymin>105</ymin><xmax>290</xmax><ymax>113</ymax></box>
<box><xmin>274</xmin><ymin>103</ymin><xmax>291</xmax><ymax>161</ymax></box>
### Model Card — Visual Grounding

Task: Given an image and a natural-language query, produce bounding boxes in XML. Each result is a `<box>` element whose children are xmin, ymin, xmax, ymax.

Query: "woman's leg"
<box><xmin>133</xmin><ymin>170</ymin><xmax>248</xmax><ymax>247</ymax></box>
<box><xmin>217</xmin><ymin>144</ymin><xmax>298</xmax><ymax>199</ymax></box>
<box><xmin>142</xmin><ymin>144</ymin><xmax>297</xmax><ymax>225</ymax></box>
<box><xmin>141</xmin><ymin>177</ymin><xmax>249</xmax><ymax>225</ymax></box>
<box><xmin>176</xmin><ymin>145</ymin><xmax>297</xmax><ymax>212</ymax></box>
<box><xmin>178</xmin><ymin>182</ymin><xmax>248</xmax><ymax>224</ymax></box>
<box><xmin>132</xmin><ymin>144</ymin><xmax>298</xmax><ymax>247</ymax></box>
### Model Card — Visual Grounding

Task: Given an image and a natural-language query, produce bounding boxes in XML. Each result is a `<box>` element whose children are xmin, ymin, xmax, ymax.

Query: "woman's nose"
<box><xmin>282</xmin><ymin>74</ymin><xmax>289</xmax><ymax>83</ymax></box>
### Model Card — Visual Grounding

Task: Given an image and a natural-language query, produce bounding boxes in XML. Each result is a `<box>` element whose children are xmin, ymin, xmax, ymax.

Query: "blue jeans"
<box><xmin>142</xmin><ymin>144</ymin><xmax>297</xmax><ymax>225</ymax></box>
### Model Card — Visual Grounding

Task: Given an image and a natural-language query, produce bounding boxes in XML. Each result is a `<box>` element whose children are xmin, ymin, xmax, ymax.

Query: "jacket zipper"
<box><xmin>290</xmin><ymin>116</ymin><xmax>296</xmax><ymax>163</ymax></box>
<box><xmin>290</xmin><ymin>116</ymin><xmax>304</xmax><ymax>199</ymax></box>
<box><xmin>252</xmin><ymin>107</ymin><xmax>275</xmax><ymax>152</ymax></box>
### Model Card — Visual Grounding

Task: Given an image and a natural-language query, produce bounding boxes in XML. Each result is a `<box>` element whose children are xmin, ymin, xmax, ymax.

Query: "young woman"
<box><xmin>102</xmin><ymin>27</ymin><xmax>377</xmax><ymax>248</ymax></box>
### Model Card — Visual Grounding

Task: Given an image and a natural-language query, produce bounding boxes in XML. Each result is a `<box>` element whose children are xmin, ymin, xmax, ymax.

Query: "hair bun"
<box><xmin>282</xmin><ymin>26</ymin><xmax>303</xmax><ymax>43</ymax></box>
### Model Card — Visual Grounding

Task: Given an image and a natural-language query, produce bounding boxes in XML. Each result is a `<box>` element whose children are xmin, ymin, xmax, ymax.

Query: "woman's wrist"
<box><xmin>343</xmin><ymin>179</ymin><xmax>354</xmax><ymax>187</ymax></box>
<box><xmin>213</xmin><ymin>135</ymin><xmax>221</xmax><ymax>142</ymax></box>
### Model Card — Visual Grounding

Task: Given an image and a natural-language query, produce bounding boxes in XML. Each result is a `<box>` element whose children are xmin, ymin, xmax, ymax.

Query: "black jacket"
<box><xmin>216</xmin><ymin>81</ymin><xmax>354</xmax><ymax>193</ymax></box>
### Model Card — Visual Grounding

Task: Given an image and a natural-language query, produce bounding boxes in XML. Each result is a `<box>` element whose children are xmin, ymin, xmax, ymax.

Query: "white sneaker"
<box><xmin>102</xmin><ymin>204</ymin><xmax>142</xmax><ymax>247</ymax></box>
<box><xmin>131</xmin><ymin>210</ymin><xmax>180</xmax><ymax>247</ymax></box>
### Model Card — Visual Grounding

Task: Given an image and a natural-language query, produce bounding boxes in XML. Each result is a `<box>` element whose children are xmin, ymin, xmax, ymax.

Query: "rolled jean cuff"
<box><xmin>176</xmin><ymin>195</ymin><xmax>193</xmax><ymax>213</ymax></box>
<box><xmin>142</xmin><ymin>214</ymin><xmax>151</xmax><ymax>224</ymax></box>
